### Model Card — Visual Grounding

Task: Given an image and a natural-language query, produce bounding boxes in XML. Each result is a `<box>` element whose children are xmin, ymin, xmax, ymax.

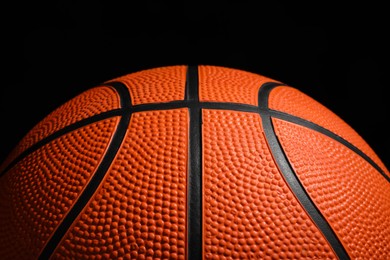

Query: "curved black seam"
<box><xmin>186</xmin><ymin>65</ymin><xmax>202</xmax><ymax>260</ymax></box>
<box><xmin>2</xmin><ymin>83</ymin><xmax>385</xmax><ymax>183</ymax></box>
<box><xmin>0</xmin><ymin>109</ymin><xmax>123</xmax><ymax>178</ymax></box>
<box><xmin>269</xmin><ymin>110</ymin><xmax>390</xmax><ymax>183</ymax></box>
<box><xmin>258</xmin><ymin>82</ymin><xmax>350</xmax><ymax>259</ymax></box>
<box><xmin>38</xmin><ymin>82</ymin><xmax>132</xmax><ymax>259</ymax></box>
<box><xmin>0</xmin><ymin>102</ymin><xmax>256</xmax><ymax>179</ymax></box>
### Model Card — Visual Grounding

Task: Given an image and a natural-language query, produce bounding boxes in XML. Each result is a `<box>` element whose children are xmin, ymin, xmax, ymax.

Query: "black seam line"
<box><xmin>38</xmin><ymin>82</ymin><xmax>132</xmax><ymax>259</ymax></box>
<box><xmin>104</xmin><ymin>82</ymin><xmax>133</xmax><ymax>108</ymax></box>
<box><xmin>0</xmin><ymin>103</ymin><xmax>257</xmax><ymax>179</ymax></box>
<box><xmin>0</xmin><ymin>109</ymin><xmax>123</xmax><ymax>178</ymax></box>
<box><xmin>269</xmin><ymin>110</ymin><xmax>390</xmax><ymax>183</ymax></box>
<box><xmin>258</xmin><ymin>82</ymin><xmax>350</xmax><ymax>260</ymax></box>
<box><xmin>131</xmin><ymin>101</ymin><xmax>260</xmax><ymax>113</ymax></box>
<box><xmin>186</xmin><ymin>65</ymin><xmax>202</xmax><ymax>260</ymax></box>
<box><xmin>2</xmin><ymin>83</ymin><xmax>385</xmax><ymax>185</ymax></box>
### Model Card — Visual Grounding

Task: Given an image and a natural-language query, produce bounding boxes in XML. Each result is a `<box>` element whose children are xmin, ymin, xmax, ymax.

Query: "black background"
<box><xmin>2</xmin><ymin>2</ymin><xmax>389</xmax><ymax>169</ymax></box>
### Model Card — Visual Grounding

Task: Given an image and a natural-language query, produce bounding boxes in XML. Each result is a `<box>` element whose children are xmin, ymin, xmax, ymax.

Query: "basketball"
<box><xmin>0</xmin><ymin>65</ymin><xmax>389</xmax><ymax>259</ymax></box>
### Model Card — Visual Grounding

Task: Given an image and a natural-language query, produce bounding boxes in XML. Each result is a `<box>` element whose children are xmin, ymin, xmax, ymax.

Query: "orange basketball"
<box><xmin>0</xmin><ymin>65</ymin><xmax>389</xmax><ymax>259</ymax></box>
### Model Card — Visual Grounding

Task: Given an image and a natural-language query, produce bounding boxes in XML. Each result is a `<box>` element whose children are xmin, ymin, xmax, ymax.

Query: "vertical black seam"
<box><xmin>258</xmin><ymin>82</ymin><xmax>350</xmax><ymax>260</ymax></box>
<box><xmin>39</xmin><ymin>82</ymin><xmax>132</xmax><ymax>259</ymax></box>
<box><xmin>186</xmin><ymin>65</ymin><xmax>202</xmax><ymax>260</ymax></box>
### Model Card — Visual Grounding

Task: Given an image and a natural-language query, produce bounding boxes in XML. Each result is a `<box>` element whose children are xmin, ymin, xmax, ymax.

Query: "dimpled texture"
<box><xmin>53</xmin><ymin>109</ymin><xmax>188</xmax><ymax>259</ymax></box>
<box><xmin>107</xmin><ymin>65</ymin><xmax>187</xmax><ymax>105</ymax></box>
<box><xmin>1</xmin><ymin>65</ymin><xmax>390</xmax><ymax>259</ymax></box>
<box><xmin>202</xmin><ymin>110</ymin><xmax>337</xmax><ymax>259</ymax></box>
<box><xmin>268</xmin><ymin>86</ymin><xmax>389</xmax><ymax>177</ymax></box>
<box><xmin>0</xmin><ymin>86</ymin><xmax>120</xmax><ymax>173</ymax></box>
<box><xmin>198</xmin><ymin>65</ymin><xmax>279</xmax><ymax>105</ymax></box>
<box><xmin>273</xmin><ymin>118</ymin><xmax>390</xmax><ymax>259</ymax></box>
<box><xmin>0</xmin><ymin>117</ymin><xmax>119</xmax><ymax>259</ymax></box>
